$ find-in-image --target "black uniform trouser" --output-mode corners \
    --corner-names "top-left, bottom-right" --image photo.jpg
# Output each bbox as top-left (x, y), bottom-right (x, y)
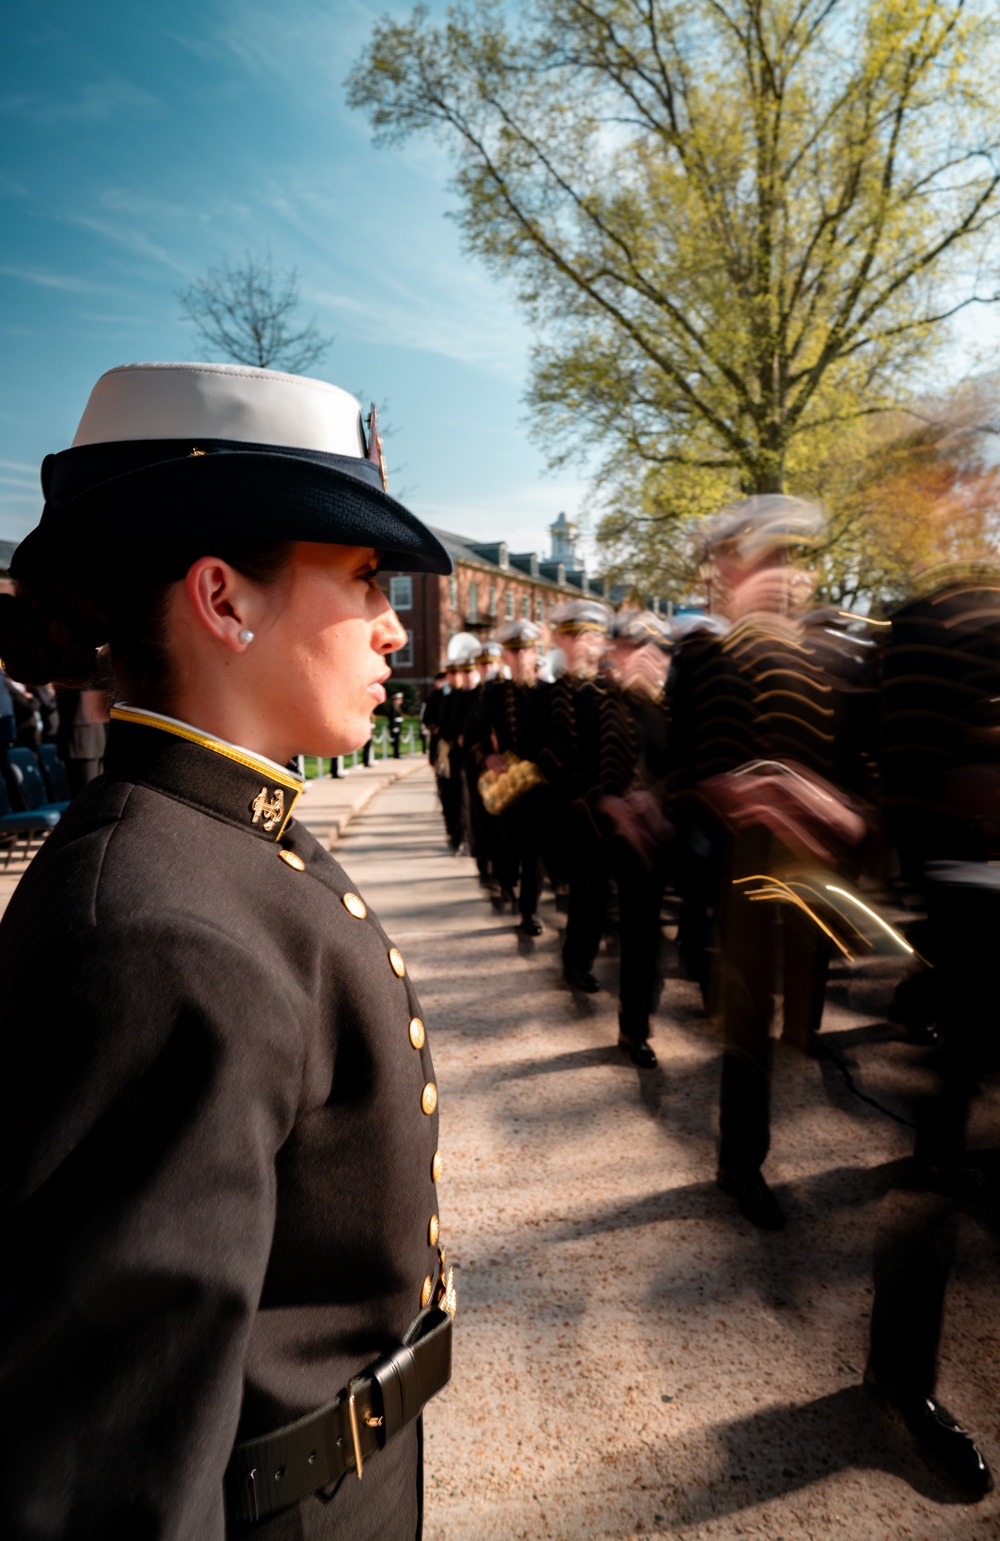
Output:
top-left (612, 836), bottom-right (669, 1043)
top-left (561, 804), bottom-right (611, 976)
top-left (439, 749), bottom-right (464, 849)
top-left (869, 876), bottom-right (1000, 1399)
top-left (494, 790), bottom-right (543, 915)
top-left (66, 756), bottom-right (103, 795)
top-left (717, 827), bottom-right (830, 1177)
top-left (464, 760), bottom-right (492, 878)
top-left (674, 810), bottom-right (723, 1005)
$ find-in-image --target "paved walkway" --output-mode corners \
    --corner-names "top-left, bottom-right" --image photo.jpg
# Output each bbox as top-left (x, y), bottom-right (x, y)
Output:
top-left (337, 767), bottom-right (1000, 1541)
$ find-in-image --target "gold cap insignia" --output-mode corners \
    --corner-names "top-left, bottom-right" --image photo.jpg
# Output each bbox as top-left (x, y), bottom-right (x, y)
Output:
top-left (251, 786), bottom-right (285, 832)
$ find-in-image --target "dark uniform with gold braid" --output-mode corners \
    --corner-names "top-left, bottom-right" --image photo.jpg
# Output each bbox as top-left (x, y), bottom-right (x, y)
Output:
top-left (0, 707), bottom-right (454, 1539)
top-left (469, 621), bottom-right (549, 930)
top-left (538, 602), bottom-right (611, 992)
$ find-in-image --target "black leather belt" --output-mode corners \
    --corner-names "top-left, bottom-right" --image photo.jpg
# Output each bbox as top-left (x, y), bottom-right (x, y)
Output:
top-left (225, 1304), bottom-right (453, 1526)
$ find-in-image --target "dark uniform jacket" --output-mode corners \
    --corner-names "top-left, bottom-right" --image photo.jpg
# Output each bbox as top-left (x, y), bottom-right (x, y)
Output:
top-left (468, 677), bottom-right (549, 771)
top-left (667, 617), bottom-right (855, 791)
top-left (882, 580), bottom-right (1000, 868)
top-left (0, 711), bottom-right (444, 1541)
top-left (537, 674), bottom-right (606, 810)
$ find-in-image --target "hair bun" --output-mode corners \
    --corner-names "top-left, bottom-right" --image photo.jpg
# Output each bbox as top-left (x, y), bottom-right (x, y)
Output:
top-left (0, 588), bottom-right (99, 686)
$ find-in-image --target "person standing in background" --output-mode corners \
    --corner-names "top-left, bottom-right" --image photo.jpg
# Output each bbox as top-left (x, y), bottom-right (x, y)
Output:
top-left (387, 690), bottom-right (405, 758)
top-left (55, 648), bottom-right (112, 792)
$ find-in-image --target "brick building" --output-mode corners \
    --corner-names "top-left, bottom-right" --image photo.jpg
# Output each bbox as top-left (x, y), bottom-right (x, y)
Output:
top-left (379, 514), bottom-right (611, 690)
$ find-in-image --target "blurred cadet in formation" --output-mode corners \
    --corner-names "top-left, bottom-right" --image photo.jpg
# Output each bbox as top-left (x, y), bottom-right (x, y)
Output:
top-left (470, 620), bottom-right (548, 935)
top-left (538, 601), bottom-right (613, 995)
top-left (669, 499), bottom-right (875, 1229)
top-left (864, 562), bottom-right (1000, 1499)
top-left (426, 491), bottom-right (995, 1502)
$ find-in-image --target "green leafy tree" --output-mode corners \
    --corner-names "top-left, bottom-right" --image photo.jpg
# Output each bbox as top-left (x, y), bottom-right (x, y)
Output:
top-left (349, 0), bottom-right (1000, 562)
top-left (805, 377), bottom-right (1000, 610)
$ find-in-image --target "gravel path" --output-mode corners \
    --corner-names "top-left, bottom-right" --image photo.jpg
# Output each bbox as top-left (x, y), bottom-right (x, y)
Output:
top-left (338, 767), bottom-right (1000, 1540)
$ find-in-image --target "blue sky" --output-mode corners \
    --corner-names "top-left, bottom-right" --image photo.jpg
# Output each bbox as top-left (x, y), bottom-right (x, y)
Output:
top-left (0, 0), bottom-right (591, 557)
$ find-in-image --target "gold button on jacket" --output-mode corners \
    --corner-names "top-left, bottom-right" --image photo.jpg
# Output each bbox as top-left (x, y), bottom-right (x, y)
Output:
top-left (388, 946), bottom-right (406, 977)
top-left (408, 1016), bottom-right (425, 1050)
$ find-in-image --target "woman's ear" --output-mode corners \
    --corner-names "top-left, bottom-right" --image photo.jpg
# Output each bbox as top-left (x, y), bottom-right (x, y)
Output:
top-left (184, 557), bottom-right (254, 653)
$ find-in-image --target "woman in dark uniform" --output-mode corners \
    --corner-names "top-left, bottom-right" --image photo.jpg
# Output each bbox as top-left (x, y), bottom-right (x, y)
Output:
top-left (0, 362), bottom-right (456, 1540)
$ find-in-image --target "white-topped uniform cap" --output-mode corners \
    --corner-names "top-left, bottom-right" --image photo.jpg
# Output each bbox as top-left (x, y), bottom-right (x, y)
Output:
top-left (71, 361), bottom-right (366, 456)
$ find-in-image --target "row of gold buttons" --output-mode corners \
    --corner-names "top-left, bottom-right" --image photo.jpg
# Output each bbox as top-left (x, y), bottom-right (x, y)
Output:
top-left (381, 922), bottom-right (443, 1306)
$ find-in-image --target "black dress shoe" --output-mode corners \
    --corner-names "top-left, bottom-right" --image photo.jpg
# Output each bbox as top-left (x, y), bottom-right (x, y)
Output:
top-left (563, 966), bottom-right (600, 993)
top-left (865, 1371), bottom-right (994, 1498)
top-left (717, 1169), bottom-right (786, 1230)
top-left (618, 1035), bottom-right (657, 1068)
top-left (519, 914), bottom-right (543, 936)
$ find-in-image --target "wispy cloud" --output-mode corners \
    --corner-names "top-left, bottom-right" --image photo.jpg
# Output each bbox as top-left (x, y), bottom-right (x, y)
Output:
top-left (69, 214), bottom-right (187, 274)
top-left (0, 263), bottom-right (107, 294)
top-left (202, 0), bottom-right (372, 98)
top-left (0, 77), bottom-right (160, 128)
top-left (0, 459), bottom-right (36, 475)
top-left (0, 172), bottom-right (30, 200)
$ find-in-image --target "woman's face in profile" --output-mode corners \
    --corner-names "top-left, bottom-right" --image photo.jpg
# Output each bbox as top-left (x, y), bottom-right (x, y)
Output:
top-left (254, 541), bottom-right (407, 757)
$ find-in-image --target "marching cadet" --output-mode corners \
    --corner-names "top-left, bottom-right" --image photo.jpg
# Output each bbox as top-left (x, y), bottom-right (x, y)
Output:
top-left (669, 497), bottom-right (870, 1229)
top-left (599, 611), bottom-right (674, 1067)
top-left (538, 599), bottom-right (612, 992)
top-left (466, 640), bottom-right (504, 885)
top-left (864, 565), bottom-right (1000, 1499)
top-left (420, 670), bottom-right (448, 765)
top-left (469, 619), bottom-right (549, 934)
top-left (436, 635), bottom-right (481, 856)
top-left (0, 362), bottom-right (456, 1539)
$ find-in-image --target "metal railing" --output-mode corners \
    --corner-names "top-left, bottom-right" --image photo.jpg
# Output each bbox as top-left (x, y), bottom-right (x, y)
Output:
top-left (302, 718), bottom-right (425, 779)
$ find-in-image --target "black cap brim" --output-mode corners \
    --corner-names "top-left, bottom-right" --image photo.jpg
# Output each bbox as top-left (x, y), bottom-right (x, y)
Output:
top-left (13, 439), bottom-right (452, 582)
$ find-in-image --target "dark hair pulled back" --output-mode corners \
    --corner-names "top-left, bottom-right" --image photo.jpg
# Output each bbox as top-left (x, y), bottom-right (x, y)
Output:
top-left (0, 542), bottom-right (293, 707)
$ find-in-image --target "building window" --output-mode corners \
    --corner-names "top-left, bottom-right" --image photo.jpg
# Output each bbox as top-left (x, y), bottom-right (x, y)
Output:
top-left (393, 629), bottom-right (414, 668)
top-left (505, 590), bottom-right (515, 620)
top-left (488, 582), bottom-right (496, 616)
top-left (468, 582), bottom-right (479, 623)
top-left (389, 575), bottom-right (412, 611)
top-left (536, 593), bottom-right (545, 621)
top-left (521, 593), bottom-right (530, 619)
top-left (449, 575), bottom-right (458, 610)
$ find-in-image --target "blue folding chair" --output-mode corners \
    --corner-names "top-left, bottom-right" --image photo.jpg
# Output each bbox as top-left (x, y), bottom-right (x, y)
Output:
top-left (37, 743), bottom-right (74, 803)
top-left (0, 770), bottom-right (61, 866)
top-left (5, 746), bottom-right (70, 816)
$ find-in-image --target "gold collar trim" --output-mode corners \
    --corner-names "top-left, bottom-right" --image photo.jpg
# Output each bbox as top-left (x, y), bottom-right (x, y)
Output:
top-left (110, 704), bottom-right (303, 838)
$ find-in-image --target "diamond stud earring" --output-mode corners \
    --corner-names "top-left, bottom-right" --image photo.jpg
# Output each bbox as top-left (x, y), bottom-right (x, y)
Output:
top-left (238, 629), bottom-right (255, 644)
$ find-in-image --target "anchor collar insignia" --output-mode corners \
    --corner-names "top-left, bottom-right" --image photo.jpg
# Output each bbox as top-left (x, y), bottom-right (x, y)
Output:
top-left (106, 705), bottom-right (304, 839)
